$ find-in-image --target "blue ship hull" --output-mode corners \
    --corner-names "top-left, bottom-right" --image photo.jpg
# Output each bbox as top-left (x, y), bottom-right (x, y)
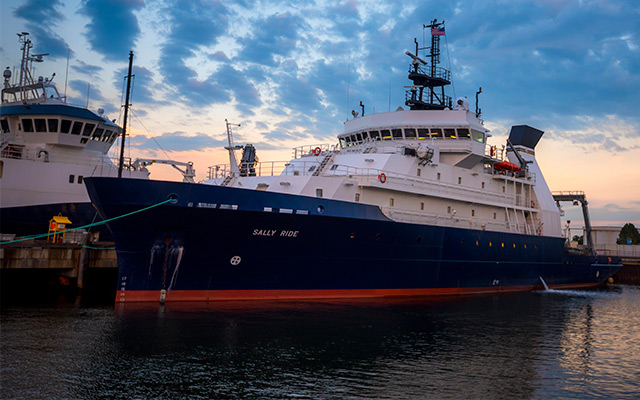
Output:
top-left (85, 177), bottom-right (621, 303)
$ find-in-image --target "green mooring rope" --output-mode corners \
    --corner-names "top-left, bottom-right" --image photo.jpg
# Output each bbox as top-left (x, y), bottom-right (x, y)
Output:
top-left (0, 198), bottom-right (174, 245)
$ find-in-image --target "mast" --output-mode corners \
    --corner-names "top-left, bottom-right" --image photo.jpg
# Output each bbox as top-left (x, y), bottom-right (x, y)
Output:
top-left (118, 51), bottom-right (134, 178)
top-left (404, 19), bottom-right (452, 110)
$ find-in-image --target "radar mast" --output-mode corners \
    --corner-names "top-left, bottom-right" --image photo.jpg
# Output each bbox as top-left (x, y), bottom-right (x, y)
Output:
top-left (405, 19), bottom-right (452, 110)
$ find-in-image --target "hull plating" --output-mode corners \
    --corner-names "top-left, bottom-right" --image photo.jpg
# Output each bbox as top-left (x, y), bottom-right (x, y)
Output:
top-left (85, 177), bottom-right (621, 303)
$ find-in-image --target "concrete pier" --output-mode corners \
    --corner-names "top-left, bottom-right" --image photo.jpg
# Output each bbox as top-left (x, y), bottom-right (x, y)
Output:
top-left (0, 241), bottom-right (118, 298)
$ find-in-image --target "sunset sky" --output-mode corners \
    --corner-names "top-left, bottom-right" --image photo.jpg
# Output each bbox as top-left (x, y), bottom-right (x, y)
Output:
top-left (1, 0), bottom-right (639, 226)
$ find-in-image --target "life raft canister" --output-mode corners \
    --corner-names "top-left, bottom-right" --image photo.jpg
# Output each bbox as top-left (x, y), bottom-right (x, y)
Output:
top-left (378, 173), bottom-right (387, 183)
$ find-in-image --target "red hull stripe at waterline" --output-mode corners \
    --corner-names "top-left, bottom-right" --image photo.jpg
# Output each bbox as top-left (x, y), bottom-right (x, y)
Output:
top-left (115, 283), bottom-right (601, 303)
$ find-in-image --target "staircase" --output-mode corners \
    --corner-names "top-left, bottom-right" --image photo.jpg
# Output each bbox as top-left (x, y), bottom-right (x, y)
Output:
top-left (312, 153), bottom-right (334, 176)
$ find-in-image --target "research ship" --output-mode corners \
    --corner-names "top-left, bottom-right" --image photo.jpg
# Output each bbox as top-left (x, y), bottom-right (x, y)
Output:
top-left (0, 33), bottom-right (192, 238)
top-left (85, 21), bottom-right (621, 303)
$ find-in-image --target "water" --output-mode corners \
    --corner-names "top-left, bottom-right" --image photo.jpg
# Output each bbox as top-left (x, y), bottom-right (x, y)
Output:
top-left (2, 286), bottom-right (640, 399)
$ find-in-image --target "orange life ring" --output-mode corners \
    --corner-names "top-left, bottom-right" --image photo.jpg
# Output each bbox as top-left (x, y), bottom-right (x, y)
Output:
top-left (531, 200), bottom-right (535, 208)
top-left (313, 147), bottom-right (321, 156)
top-left (378, 173), bottom-right (387, 183)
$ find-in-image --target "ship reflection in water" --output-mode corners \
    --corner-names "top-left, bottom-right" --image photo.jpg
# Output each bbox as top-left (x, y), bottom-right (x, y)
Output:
top-left (2, 287), bottom-right (639, 399)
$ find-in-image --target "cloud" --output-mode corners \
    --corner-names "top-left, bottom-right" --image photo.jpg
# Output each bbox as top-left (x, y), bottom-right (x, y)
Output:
top-left (12, 0), bottom-right (70, 58)
top-left (67, 79), bottom-right (106, 105)
top-left (130, 131), bottom-right (227, 151)
top-left (113, 65), bottom-right (161, 105)
top-left (157, 0), bottom-right (232, 107)
top-left (79, 0), bottom-right (144, 59)
top-left (71, 60), bottom-right (103, 76)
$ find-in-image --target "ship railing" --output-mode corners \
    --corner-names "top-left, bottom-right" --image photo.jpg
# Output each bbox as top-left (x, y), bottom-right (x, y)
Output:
top-left (0, 131), bottom-right (9, 152)
top-left (381, 207), bottom-right (514, 232)
top-left (292, 144), bottom-right (338, 159)
top-left (408, 65), bottom-right (451, 81)
top-left (209, 160), bottom-right (330, 179)
top-left (551, 190), bottom-right (586, 197)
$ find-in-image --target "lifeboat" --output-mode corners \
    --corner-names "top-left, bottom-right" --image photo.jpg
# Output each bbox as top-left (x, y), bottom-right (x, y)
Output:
top-left (493, 160), bottom-right (522, 172)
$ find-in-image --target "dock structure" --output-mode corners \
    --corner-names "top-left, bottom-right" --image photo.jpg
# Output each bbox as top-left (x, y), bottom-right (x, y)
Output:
top-left (0, 240), bottom-right (117, 292)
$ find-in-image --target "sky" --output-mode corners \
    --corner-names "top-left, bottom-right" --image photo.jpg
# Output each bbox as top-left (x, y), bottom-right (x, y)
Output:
top-left (1, 0), bottom-right (639, 227)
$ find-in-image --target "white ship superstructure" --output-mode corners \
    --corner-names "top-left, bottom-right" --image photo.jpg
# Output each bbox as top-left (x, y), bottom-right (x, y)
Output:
top-left (0, 33), bottom-right (149, 235)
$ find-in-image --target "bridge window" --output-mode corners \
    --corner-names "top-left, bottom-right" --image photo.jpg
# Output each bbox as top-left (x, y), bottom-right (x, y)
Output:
top-left (405, 128), bottom-right (416, 138)
top-left (339, 137), bottom-right (346, 148)
top-left (392, 129), bottom-right (403, 139)
top-left (110, 133), bottom-right (118, 143)
top-left (69, 175), bottom-right (75, 183)
top-left (82, 123), bottom-right (95, 137)
top-left (92, 128), bottom-right (104, 141)
top-left (70, 121), bottom-right (83, 135)
top-left (356, 132), bottom-right (363, 142)
top-left (101, 130), bottom-right (112, 142)
top-left (344, 136), bottom-right (351, 146)
top-left (34, 119), bottom-right (47, 132)
top-left (369, 131), bottom-right (380, 140)
top-left (1, 119), bottom-right (9, 133)
top-left (47, 119), bottom-right (58, 133)
top-left (430, 128), bottom-right (443, 138)
top-left (471, 129), bottom-right (484, 143)
top-left (350, 134), bottom-right (357, 144)
top-left (61, 119), bottom-right (72, 133)
top-left (457, 128), bottom-right (471, 139)
top-left (381, 129), bottom-right (391, 140)
top-left (361, 131), bottom-right (369, 140)
top-left (418, 128), bottom-right (429, 139)
top-left (22, 119), bottom-right (34, 132)
top-left (444, 128), bottom-right (456, 138)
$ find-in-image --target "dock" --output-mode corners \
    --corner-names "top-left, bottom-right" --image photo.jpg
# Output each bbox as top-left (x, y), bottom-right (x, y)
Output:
top-left (0, 240), bottom-right (118, 300)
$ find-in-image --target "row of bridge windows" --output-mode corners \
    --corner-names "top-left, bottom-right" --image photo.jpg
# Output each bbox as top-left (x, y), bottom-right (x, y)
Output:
top-left (14, 117), bottom-right (118, 144)
top-left (340, 127), bottom-right (484, 147)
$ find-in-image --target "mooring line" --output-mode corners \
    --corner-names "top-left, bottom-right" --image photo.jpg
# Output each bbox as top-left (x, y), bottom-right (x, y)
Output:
top-left (0, 199), bottom-right (174, 245)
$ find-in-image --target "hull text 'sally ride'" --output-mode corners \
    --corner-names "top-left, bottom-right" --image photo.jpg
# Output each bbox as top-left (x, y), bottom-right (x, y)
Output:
top-left (86, 21), bottom-right (621, 303)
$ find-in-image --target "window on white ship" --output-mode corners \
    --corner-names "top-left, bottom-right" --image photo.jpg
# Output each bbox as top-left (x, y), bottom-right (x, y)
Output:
top-left (417, 128), bottom-right (429, 139)
top-left (447, 206), bottom-right (451, 213)
top-left (1, 119), bottom-right (9, 133)
top-left (437, 172), bottom-right (441, 180)
top-left (471, 129), bottom-right (484, 143)
top-left (70, 121), bottom-right (83, 135)
top-left (103, 130), bottom-right (113, 142)
top-left (356, 132), bottom-right (363, 142)
top-left (344, 136), bottom-right (351, 146)
top-left (405, 128), bottom-right (416, 138)
top-left (381, 130), bottom-right (392, 140)
top-left (61, 119), bottom-right (71, 133)
top-left (457, 128), bottom-right (471, 139)
top-left (316, 188), bottom-right (323, 198)
top-left (355, 193), bottom-right (360, 202)
top-left (430, 128), bottom-right (443, 138)
top-left (417, 168), bottom-right (421, 177)
top-left (69, 175), bottom-right (75, 183)
top-left (22, 119), bottom-right (34, 132)
top-left (34, 119), bottom-right (47, 132)
top-left (444, 128), bottom-right (456, 138)
top-left (82, 123), bottom-right (95, 137)
top-left (110, 133), bottom-right (118, 143)
top-left (0, 161), bottom-right (3, 179)
top-left (420, 202), bottom-right (424, 210)
top-left (92, 128), bottom-right (104, 141)
top-left (339, 137), bottom-right (347, 148)
top-left (458, 177), bottom-right (462, 184)
top-left (80, 138), bottom-right (88, 144)
top-left (330, 164), bottom-right (339, 170)
top-left (493, 212), bottom-right (497, 219)
top-left (502, 186), bottom-right (505, 193)
top-left (47, 119), bottom-right (58, 133)
top-left (77, 176), bottom-right (83, 184)
top-left (361, 131), bottom-right (369, 140)
top-left (389, 198), bottom-right (394, 206)
top-left (472, 209), bottom-right (475, 217)
top-left (482, 182), bottom-right (485, 189)
top-left (392, 129), bottom-right (403, 139)
top-left (369, 131), bottom-right (380, 140)
top-left (350, 134), bottom-right (357, 144)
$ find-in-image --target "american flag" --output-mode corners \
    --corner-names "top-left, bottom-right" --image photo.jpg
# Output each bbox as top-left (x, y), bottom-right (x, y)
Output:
top-left (431, 26), bottom-right (445, 36)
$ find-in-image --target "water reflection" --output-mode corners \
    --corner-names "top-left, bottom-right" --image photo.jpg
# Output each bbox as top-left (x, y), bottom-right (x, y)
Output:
top-left (2, 288), bottom-right (639, 399)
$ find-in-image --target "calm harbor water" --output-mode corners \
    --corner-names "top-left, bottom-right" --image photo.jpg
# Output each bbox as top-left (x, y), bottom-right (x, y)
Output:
top-left (2, 286), bottom-right (640, 399)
